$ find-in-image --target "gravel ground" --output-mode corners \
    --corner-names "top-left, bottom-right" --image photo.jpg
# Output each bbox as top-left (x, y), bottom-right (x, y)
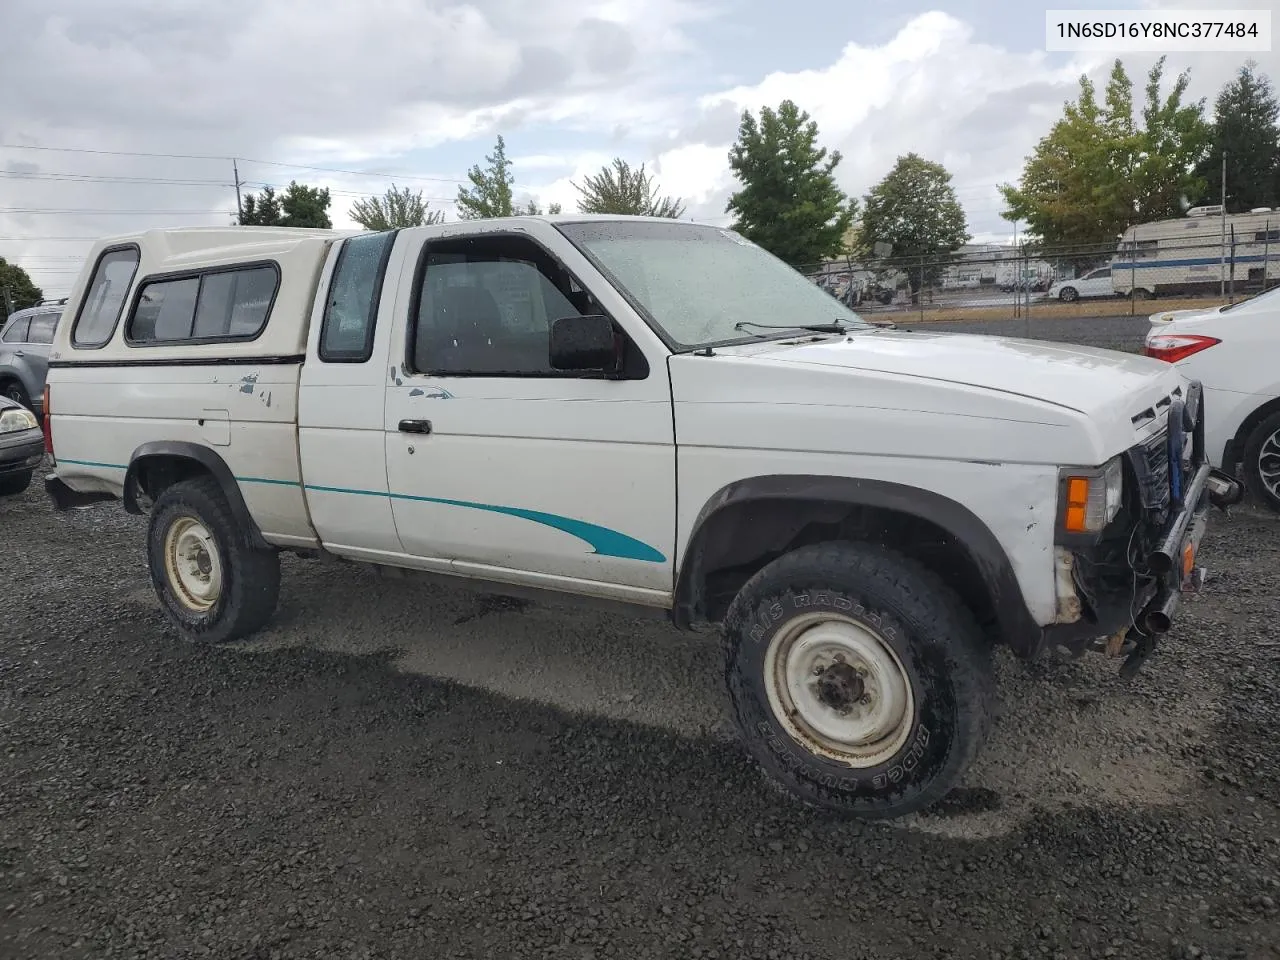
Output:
top-left (2, 314), bottom-right (1278, 960)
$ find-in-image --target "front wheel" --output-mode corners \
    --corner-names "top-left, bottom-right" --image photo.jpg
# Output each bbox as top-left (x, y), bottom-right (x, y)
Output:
top-left (1241, 410), bottom-right (1280, 512)
top-left (1058, 286), bottom-right (1079, 302)
top-left (724, 541), bottom-right (994, 819)
top-left (147, 476), bottom-right (280, 643)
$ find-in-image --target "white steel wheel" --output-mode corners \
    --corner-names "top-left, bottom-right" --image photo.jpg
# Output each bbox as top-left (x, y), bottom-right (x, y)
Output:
top-left (163, 515), bottom-right (223, 612)
top-left (763, 611), bottom-right (915, 769)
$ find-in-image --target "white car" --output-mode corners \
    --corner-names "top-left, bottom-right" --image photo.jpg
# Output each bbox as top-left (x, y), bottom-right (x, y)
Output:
top-left (1143, 286), bottom-right (1280, 509)
top-left (42, 219), bottom-right (1239, 819)
top-left (1046, 266), bottom-right (1117, 303)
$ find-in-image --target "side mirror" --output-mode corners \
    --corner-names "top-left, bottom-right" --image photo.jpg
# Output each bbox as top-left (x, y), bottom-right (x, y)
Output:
top-left (549, 314), bottom-right (621, 373)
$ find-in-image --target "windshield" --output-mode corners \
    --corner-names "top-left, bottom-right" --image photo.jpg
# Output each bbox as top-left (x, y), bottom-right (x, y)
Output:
top-left (556, 219), bottom-right (871, 349)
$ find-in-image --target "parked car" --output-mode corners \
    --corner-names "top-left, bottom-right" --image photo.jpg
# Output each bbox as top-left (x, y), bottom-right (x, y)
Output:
top-left (0, 393), bottom-right (43, 497)
top-left (1045, 266), bottom-right (1117, 302)
top-left (0, 299), bottom-right (63, 414)
top-left (43, 220), bottom-right (1240, 819)
top-left (1143, 285), bottom-right (1280, 509)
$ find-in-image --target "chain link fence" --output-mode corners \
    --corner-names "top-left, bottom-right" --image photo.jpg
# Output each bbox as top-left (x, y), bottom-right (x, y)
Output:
top-left (803, 212), bottom-right (1280, 324)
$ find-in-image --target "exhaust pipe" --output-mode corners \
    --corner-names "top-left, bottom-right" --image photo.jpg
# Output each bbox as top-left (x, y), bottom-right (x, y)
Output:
top-left (1142, 588), bottom-right (1179, 634)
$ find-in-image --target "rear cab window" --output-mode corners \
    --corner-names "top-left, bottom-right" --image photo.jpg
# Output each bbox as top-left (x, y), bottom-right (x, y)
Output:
top-left (319, 230), bottom-right (397, 362)
top-left (72, 246), bottom-right (141, 349)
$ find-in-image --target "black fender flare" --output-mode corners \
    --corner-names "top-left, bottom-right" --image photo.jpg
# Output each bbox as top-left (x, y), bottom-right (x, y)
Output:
top-left (124, 441), bottom-right (271, 551)
top-left (673, 474), bottom-right (1044, 658)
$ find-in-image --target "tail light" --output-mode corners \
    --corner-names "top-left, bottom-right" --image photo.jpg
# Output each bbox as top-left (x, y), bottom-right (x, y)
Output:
top-left (42, 384), bottom-right (53, 456)
top-left (1143, 334), bottom-right (1221, 363)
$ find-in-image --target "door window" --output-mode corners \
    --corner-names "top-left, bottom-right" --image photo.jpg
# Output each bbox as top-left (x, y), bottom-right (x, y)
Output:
top-left (26, 312), bottom-right (58, 344)
top-left (2, 317), bottom-right (30, 343)
top-left (409, 235), bottom-right (613, 377)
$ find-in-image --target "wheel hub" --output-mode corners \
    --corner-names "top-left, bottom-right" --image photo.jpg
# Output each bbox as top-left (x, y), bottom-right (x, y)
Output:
top-left (163, 516), bottom-right (223, 612)
top-left (813, 658), bottom-right (866, 713)
top-left (763, 613), bottom-right (915, 768)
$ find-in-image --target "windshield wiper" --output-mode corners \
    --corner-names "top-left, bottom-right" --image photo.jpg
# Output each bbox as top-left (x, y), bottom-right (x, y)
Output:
top-left (732, 320), bottom-right (852, 335)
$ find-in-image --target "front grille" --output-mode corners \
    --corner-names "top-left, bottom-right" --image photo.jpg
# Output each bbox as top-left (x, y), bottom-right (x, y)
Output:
top-left (1139, 426), bottom-right (1171, 513)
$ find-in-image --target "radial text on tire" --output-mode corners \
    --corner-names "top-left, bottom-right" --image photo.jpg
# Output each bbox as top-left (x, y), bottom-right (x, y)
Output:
top-left (146, 476), bottom-right (281, 643)
top-left (723, 541), bottom-right (995, 819)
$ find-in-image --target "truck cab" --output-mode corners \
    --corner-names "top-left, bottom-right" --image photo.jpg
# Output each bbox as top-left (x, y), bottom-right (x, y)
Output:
top-left (42, 218), bottom-right (1241, 820)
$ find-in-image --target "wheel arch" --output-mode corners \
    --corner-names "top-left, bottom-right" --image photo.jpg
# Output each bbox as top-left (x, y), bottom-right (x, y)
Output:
top-left (1224, 395), bottom-right (1280, 475)
top-left (673, 475), bottom-right (1044, 658)
top-left (124, 441), bottom-right (271, 550)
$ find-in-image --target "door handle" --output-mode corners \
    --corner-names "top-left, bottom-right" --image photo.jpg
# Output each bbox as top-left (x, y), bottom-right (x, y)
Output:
top-left (398, 419), bottom-right (432, 434)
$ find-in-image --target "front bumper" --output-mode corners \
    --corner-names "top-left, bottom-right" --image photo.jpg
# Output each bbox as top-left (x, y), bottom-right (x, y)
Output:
top-left (1047, 380), bottom-right (1242, 676)
top-left (0, 429), bottom-right (44, 478)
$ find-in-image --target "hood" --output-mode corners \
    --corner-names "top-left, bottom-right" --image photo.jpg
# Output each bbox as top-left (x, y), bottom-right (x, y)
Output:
top-left (718, 329), bottom-right (1177, 420)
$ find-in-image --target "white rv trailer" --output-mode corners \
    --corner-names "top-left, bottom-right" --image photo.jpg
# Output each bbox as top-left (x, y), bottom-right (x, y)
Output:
top-left (1113, 205), bottom-right (1280, 298)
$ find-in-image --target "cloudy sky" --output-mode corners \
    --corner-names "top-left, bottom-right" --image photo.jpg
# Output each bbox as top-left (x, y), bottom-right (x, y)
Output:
top-left (1, 0), bottom-right (1275, 296)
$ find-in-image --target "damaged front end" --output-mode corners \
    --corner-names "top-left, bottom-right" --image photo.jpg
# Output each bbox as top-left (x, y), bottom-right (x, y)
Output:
top-left (1044, 379), bottom-right (1243, 677)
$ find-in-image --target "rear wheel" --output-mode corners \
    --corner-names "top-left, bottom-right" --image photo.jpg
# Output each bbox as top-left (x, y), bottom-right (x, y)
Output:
top-left (723, 541), bottom-right (994, 819)
top-left (147, 476), bottom-right (280, 643)
top-left (0, 471), bottom-right (32, 497)
top-left (1242, 410), bottom-right (1280, 512)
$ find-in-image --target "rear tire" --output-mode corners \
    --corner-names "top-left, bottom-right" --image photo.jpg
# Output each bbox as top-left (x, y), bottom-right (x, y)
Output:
top-left (1241, 410), bottom-right (1280, 512)
top-left (2, 380), bottom-right (32, 410)
top-left (147, 476), bottom-right (280, 643)
top-left (0, 471), bottom-right (32, 497)
top-left (724, 541), bottom-right (994, 819)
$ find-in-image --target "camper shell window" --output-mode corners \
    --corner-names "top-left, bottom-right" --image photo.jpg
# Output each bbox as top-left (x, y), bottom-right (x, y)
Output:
top-left (71, 245), bottom-right (141, 349)
top-left (125, 262), bottom-right (280, 346)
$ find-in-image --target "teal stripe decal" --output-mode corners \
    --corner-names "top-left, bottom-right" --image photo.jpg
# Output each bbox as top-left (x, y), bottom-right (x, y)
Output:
top-left (57, 458), bottom-right (126, 470)
top-left (56, 460), bottom-right (665, 563)
top-left (306, 483), bottom-right (666, 563)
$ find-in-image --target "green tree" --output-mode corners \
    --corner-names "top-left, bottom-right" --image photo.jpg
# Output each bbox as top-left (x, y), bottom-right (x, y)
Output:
top-left (858, 153), bottom-right (969, 295)
top-left (237, 181), bottom-right (332, 228)
top-left (724, 100), bottom-right (854, 266)
top-left (350, 184), bottom-right (445, 230)
top-left (518, 199), bottom-right (563, 215)
top-left (1196, 61), bottom-right (1280, 212)
top-left (1001, 59), bottom-right (1210, 253)
top-left (456, 135), bottom-right (516, 219)
top-left (0, 258), bottom-right (43, 320)
top-left (573, 158), bottom-right (685, 217)
top-left (280, 181), bottom-right (332, 228)
top-left (237, 185), bottom-right (283, 225)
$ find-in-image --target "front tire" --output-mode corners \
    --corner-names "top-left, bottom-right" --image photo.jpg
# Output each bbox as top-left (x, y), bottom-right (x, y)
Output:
top-left (1058, 287), bottom-right (1079, 302)
top-left (1241, 410), bottom-right (1280, 512)
top-left (724, 541), bottom-right (994, 819)
top-left (147, 477), bottom-right (280, 643)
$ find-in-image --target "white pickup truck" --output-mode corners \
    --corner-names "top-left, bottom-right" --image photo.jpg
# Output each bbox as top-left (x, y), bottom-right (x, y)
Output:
top-left (41, 217), bottom-right (1241, 819)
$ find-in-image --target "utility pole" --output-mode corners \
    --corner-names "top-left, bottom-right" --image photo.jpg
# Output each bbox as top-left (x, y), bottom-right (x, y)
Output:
top-left (1219, 151), bottom-right (1227, 296)
top-left (233, 158), bottom-right (244, 225)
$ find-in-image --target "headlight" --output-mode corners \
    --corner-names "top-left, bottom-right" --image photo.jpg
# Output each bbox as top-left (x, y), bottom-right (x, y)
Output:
top-left (0, 407), bottom-right (39, 434)
top-left (1060, 455), bottom-right (1125, 535)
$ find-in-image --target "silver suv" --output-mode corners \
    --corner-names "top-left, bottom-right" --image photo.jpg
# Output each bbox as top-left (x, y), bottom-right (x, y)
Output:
top-left (0, 299), bottom-right (63, 414)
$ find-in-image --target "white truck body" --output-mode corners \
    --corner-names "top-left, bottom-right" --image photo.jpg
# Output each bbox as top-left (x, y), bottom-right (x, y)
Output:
top-left (41, 217), bottom-right (1236, 818)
